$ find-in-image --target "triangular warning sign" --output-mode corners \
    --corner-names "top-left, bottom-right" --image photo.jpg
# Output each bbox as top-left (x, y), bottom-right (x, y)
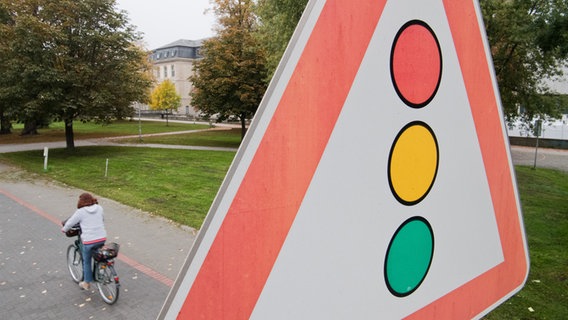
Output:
top-left (159, 0), bottom-right (529, 319)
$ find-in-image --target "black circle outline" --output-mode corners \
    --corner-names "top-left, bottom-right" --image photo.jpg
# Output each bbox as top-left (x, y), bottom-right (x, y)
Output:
top-left (387, 121), bottom-right (439, 206)
top-left (390, 20), bottom-right (443, 108)
top-left (384, 216), bottom-right (435, 297)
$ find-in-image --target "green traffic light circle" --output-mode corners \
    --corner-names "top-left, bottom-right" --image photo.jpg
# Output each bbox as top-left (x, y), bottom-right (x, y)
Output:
top-left (384, 216), bottom-right (434, 297)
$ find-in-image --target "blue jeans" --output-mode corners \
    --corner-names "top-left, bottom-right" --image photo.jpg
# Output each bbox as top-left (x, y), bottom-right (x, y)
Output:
top-left (82, 241), bottom-right (105, 283)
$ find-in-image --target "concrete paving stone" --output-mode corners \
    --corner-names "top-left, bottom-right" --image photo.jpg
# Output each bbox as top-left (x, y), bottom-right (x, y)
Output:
top-left (0, 174), bottom-right (192, 319)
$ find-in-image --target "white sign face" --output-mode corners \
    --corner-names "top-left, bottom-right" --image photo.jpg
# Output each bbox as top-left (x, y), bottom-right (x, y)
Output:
top-left (159, 0), bottom-right (528, 319)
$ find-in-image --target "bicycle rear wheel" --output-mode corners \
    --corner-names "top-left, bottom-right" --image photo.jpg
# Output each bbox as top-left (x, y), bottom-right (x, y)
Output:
top-left (96, 262), bottom-right (120, 304)
top-left (66, 244), bottom-right (83, 283)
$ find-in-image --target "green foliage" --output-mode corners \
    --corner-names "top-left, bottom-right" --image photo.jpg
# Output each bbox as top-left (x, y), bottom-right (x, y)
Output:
top-left (255, 0), bottom-right (309, 79)
top-left (481, 0), bottom-right (568, 124)
top-left (190, 0), bottom-right (268, 139)
top-left (150, 79), bottom-right (181, 111)
top-left (0, 0), bottom-right (153, 146)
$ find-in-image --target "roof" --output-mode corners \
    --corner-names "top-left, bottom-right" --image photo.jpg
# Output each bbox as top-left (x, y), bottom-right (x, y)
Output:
top-left (154, 39), bottom-right (207, 51)
top-left (150, 38), bottom-right (209, 61)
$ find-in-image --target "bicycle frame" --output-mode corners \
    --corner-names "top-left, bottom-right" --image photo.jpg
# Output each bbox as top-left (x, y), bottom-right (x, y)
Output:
top-left (66, 229), bottom-right (120, 304)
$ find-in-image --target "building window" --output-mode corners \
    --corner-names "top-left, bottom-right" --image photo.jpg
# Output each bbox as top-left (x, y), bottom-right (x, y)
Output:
top-left (163, 66), bottom-right (167, 78)
top-left (171, 65), bottom-right (175, 77)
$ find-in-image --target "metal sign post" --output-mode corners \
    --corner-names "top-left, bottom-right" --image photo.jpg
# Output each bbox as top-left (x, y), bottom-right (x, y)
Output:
top-left (533, 119), bottom-right (542, 169)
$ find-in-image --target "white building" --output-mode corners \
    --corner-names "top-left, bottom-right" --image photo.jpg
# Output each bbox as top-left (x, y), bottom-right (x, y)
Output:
top-left (546, 66), bottom-right (568, 95)
top-left (508, 67), bottom-right (568, 139)
top-left (148, 39), bottom-right (205, 116)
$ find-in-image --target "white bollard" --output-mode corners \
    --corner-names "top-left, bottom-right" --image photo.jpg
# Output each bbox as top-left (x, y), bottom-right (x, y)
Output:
top-left (105, 158), bottom-right (109, 177)
top-left (43, 147), bottom-right (49, 171)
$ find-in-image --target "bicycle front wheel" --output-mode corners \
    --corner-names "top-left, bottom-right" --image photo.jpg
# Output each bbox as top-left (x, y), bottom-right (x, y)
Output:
top-left (96, 263), bottom-right (120, 305)
top-left (66, 244), bottom-right (83, 283)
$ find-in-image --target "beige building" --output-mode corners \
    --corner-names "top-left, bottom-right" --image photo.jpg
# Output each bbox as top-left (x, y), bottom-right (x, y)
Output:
top-left (148, 39), bottom-right (204, 116)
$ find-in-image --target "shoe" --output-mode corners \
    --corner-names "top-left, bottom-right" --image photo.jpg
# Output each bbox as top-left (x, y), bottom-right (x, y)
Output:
top-left (79, 281), bottom-right (90, 290)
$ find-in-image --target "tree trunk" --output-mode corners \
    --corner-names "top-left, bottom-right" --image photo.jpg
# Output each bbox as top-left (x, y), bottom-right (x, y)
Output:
top-left (0, 113), bottom-right (11, 134)
top-left (20, 120), bottom-right (39, 135)
top-left (64, 118), bottom-right (75, 150)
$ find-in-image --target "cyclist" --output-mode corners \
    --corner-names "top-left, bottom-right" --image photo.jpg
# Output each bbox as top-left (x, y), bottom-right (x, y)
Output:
top-left (62, 193), bottom-right (107, 290)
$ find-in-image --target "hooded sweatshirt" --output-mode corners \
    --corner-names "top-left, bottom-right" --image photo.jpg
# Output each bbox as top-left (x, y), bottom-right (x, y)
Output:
top-left (62, 204), bottom-right (107, 244)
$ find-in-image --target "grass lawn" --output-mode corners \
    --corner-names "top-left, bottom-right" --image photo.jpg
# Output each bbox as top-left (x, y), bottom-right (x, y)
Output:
top-left (0, 120), bottom-right (211, 144)
top-left (118, 127), bottom-right (243, 149)
top-left (0, 146), bottom-right (235, 229)
top-left (483, 166), bottom-right (568, 319)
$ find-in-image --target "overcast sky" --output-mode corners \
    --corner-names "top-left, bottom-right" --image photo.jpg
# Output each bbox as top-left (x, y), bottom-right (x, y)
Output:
top-left (116, 0), bottom-right (216, 50)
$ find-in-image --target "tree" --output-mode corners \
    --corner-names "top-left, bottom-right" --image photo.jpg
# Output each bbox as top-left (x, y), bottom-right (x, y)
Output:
top-left (0, 3), bottom-right (14, 134)
top-left (190, 0), bottom-right (268, 139)
top-left (481, 0), bottom-right (568, 125)
top-left (0, 0), bottom-right (61, 135)
top-left (149, 79), bottom-right (181, 126)
top-left (256, 0), bottom-right (308, 80)
top-left (0, 0), bottom-right (153, 148)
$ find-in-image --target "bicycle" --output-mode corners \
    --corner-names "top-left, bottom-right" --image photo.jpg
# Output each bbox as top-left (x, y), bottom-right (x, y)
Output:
top-left (65, 223), bottom-right (121, 304)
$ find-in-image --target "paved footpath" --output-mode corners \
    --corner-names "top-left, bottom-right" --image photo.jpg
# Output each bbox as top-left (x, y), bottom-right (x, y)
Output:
top-left (0, 163), bottom-right (196, 319)
top-left (509, 145), bottom-right (568, 172)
